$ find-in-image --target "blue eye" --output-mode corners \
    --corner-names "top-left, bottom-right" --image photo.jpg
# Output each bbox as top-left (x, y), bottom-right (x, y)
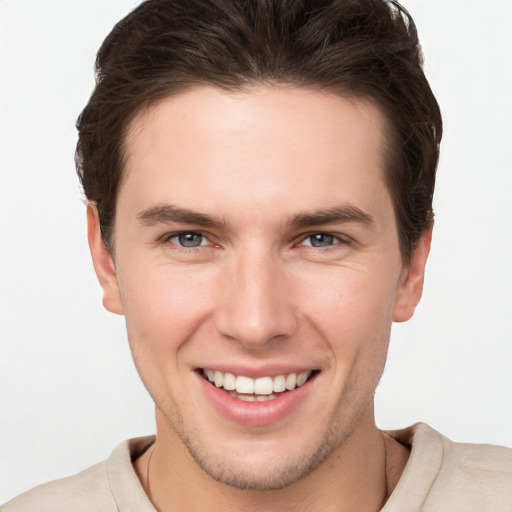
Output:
top-left (169, 232), bottom-right (207, 248)
top-left (303, 233), bottom-right (338, 248)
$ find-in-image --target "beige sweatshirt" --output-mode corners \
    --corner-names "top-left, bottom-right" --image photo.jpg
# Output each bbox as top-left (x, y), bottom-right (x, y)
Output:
top-left (3, 423), bottom-right (512, 511)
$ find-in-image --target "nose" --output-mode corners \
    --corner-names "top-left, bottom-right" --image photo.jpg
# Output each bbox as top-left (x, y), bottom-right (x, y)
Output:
top-left (214, 249), bottom-right (299, 349)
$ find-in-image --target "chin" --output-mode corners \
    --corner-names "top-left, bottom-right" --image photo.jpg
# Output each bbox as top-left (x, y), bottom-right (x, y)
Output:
top-left (188, 445), bottom-right (326, 491)
top-left (172, 413), bottom-right (350, 491)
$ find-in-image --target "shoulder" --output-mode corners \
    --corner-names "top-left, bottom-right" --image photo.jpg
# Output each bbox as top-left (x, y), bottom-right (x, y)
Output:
top-left (435, 428), bottom-right (512, 509)
top-left (1, 461), bottom-right (114, 512)
top-left (1, 436), bottom-right (155, 512)
top-left (386, 423), bottom-right (512, 512)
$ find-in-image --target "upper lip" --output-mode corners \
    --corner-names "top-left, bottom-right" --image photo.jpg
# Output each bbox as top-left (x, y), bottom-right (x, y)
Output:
top-left (195, 365), bottom-right (319, 379)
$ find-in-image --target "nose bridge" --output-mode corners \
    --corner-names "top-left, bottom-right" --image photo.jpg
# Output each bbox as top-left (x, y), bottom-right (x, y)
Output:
top-left (215, 245), bottom-right (297, 347)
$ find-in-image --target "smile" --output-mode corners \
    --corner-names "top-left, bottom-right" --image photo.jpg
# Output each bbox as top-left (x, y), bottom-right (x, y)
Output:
top-left (202, 369), bottom-right (315, 402)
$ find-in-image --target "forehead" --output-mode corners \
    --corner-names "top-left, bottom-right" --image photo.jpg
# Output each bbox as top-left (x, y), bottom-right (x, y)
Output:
top-left (120, 85), bottom-right (391, 224)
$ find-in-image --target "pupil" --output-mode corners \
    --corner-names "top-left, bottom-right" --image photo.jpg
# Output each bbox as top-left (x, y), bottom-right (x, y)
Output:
top-left (179, 233), bottom-right (202, 247)
top-left (312, 234), bottom-right (333, 247)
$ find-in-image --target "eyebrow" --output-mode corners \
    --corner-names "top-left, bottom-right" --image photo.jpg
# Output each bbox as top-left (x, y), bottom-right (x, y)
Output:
top-left (288, 205), bottom-right (374, 228)
top-left (137, 205), bottom-right (230, 230)
top-left (136, 203), bottom-right (373, 230)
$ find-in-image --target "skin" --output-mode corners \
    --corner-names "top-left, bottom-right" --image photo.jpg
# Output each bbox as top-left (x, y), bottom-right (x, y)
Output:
top-left (88, 85), bottom-right (430, 511)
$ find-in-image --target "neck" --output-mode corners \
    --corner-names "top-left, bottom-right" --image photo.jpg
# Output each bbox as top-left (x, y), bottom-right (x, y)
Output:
top-left (136, 404), bottom-right (407, 512)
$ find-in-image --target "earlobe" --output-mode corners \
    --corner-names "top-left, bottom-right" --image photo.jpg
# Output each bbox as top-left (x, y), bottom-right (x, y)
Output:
top-left (87, 203), bottom-right (124, 315)
top-left (392, 225), bottom-right (432, 323)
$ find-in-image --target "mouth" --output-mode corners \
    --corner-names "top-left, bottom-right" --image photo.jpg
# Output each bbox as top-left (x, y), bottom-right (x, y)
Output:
top-left (200, 368), bottom-right (319, 402)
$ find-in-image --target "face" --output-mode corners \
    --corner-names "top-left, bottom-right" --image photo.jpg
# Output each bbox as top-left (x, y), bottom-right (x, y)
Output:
top-left (89, 86), bottom-right (429, 490)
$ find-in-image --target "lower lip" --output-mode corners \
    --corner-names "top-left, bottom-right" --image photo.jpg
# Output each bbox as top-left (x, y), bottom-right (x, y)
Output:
top-left (197, 373), bottom-right (315, 427)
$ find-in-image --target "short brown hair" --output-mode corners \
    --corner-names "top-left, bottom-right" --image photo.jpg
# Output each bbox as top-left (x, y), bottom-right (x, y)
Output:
top-left (76, 0), bottom-right (442, 261)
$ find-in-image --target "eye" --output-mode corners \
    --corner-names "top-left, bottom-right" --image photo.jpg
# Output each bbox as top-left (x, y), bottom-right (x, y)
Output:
top-left (167, 232), bottom-right (209, 248)
top-left (301, 233), bottom-right (342, 248)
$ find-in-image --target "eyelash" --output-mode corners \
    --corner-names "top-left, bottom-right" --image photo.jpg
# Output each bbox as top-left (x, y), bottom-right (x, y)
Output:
top-left (164, 232), bottom-right (212, 249)
top-left (299, 232), bottom-right (348, 249)
top-left (162, 231), bottom-right (349, 251)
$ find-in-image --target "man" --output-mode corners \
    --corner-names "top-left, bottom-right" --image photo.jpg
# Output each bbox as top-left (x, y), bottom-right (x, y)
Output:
top-left (2, 0), bottom-right (511, 510)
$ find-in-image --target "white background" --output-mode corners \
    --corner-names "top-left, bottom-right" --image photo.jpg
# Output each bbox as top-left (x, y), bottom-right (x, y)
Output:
top-left (1, 0), bottom-right (511, 503)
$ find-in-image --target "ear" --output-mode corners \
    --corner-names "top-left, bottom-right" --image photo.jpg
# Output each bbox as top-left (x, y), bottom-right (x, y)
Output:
top-left (87, 203), bottom-right (124, 315)
top-left (392, 225), bottom-right (432, 323)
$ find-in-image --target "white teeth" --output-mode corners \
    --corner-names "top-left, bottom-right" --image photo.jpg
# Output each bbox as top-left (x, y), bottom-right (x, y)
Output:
top-left (285, 373), bottom-right (297, 390)
top-left (223, 372), bottom-right (236, 391)
top-left (228, 391), bottom-right (277, 402)
top-left (235, 375), bottom-right (254, 394)
top-left (238, 394), bottom-right (257, 402)
top-left (273, 375), bottom-right (286, 393)
top-left (256, 394), bottom-right (276, 401)
top-left (254, 376), bottom-right (273, 395)
top-left (214, 370), bottom-right (223, 387)
top-left (297, 371), bottom-right (311, 387)
top-left (203, 369), bottom-right (314, 398)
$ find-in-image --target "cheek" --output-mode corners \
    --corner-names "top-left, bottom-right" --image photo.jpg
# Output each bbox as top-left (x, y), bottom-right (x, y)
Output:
top-left (299, 266), bottom-right (398, 341)
top-left (295, 263), bottom-right (399, 393)
top-left (117, 262), bottom-right (220, 413)
top-left (318, 274), bottom-right (395, 396)
top-left (118, 260), bottom-right (216, 358)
